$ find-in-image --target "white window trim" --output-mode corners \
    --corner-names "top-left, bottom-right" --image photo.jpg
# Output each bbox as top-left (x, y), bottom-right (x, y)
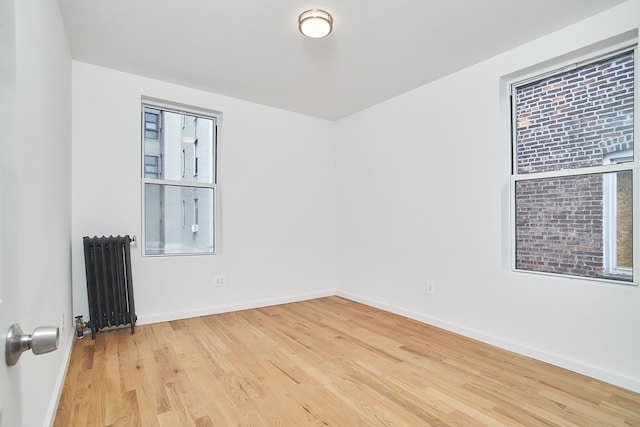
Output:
top-left (141, 99), bottom-right (220, 256)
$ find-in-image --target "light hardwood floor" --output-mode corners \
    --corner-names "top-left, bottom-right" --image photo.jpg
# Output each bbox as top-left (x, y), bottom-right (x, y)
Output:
top-left (55, 297), bottom-right (640, 426)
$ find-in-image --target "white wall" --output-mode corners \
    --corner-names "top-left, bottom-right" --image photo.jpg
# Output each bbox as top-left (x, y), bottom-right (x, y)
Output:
top-left (72, 63), bottom-right (337, 324)
top-left (335, 0), bottom-right (640, 392)
top-left (14, 0), bottom-right (73, 426)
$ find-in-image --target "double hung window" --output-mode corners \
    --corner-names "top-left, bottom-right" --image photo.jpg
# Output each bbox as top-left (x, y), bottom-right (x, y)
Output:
top-left (142, 102), bottom-right (218, 255)
top-left (511, 47), bottom-right (636, 283)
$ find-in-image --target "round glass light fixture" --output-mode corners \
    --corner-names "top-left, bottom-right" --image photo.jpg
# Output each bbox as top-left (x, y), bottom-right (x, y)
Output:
top-left (298, 9), bottom-right (333, 38)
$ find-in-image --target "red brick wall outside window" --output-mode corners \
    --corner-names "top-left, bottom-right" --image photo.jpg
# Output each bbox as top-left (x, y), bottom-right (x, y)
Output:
top-left (513, 49), bottom-right (634, 282)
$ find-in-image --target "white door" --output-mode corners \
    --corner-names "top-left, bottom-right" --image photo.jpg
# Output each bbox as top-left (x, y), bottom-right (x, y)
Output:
top-left (0, 0), bottom-right (23, 425)
top-left (0, 257), bottom-right (21, 427)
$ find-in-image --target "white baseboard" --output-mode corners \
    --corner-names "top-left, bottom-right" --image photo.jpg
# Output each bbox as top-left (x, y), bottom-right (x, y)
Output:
top-left (337, 291), bottom-right (640, 394)
top-left (137, 289), bottom-right (337, 325)
top-left (44, 328), bottom-right (76, 427)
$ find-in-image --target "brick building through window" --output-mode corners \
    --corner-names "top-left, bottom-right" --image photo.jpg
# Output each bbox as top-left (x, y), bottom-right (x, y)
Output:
top-left (512, 48), bottom-right (635, 282)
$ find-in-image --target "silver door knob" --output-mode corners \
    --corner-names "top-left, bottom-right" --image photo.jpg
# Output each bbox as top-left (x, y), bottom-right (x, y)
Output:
top-left (5, 324), bottom-right (59, 366)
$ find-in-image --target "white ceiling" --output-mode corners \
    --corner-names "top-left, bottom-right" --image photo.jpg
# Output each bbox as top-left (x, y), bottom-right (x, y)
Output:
top-left (58, 0), bottom-right (626, 120)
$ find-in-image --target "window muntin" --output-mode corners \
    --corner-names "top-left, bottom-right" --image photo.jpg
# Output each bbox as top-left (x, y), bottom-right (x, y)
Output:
top-left (142, 104), bottom-right (217, 256)
top-left (511, 47), bottom-right (636, 283)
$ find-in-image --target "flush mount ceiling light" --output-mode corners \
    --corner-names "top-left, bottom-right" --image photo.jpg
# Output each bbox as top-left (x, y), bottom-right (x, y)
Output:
top-left (298, 9), bottom-right (333, 38)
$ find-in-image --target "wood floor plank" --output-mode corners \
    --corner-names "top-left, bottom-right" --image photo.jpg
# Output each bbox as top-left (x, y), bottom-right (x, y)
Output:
top-left (55, 297), bottom-right (640, 426)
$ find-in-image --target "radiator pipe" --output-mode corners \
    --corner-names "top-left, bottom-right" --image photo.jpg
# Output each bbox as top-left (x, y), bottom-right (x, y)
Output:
top-left (75, 315), bottom-right (88, 339)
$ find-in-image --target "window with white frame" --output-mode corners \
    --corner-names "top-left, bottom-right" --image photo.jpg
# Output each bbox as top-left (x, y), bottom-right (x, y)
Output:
top-left (142, 102), bottom-right (218, 256)
top-left (511, 47), bottom-right (636, 283)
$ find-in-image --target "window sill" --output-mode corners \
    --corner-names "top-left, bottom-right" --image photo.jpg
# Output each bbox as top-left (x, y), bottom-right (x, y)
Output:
top-left (512, 268), bottom-right (637, 286)
top-left (596, 271), bottom-right (633, 283)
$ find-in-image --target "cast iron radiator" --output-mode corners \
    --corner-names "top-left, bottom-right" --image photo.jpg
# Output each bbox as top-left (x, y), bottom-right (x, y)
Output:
top-left (83, 235), bottom-right (137, 339)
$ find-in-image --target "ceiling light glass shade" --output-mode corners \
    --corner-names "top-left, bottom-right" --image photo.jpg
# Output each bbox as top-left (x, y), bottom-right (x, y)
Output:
top-left (298, 9), bottom-right (333, 38)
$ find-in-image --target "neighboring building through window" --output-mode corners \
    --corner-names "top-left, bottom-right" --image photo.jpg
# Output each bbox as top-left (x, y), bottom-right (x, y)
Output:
top-left (144, 155), bottom-right (159, 179)
top-left (142, 102), bottom-right (218, 255)
top-left (144, 111), bottom-right (160, 140)
top-left (511, 48), bottom-right (636, 283)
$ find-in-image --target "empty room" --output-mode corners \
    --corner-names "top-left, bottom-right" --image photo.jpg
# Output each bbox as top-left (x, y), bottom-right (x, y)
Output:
top-left (1, 0), bottom-right (640, 425)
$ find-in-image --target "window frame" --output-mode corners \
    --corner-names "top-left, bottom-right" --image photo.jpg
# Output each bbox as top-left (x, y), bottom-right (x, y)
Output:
top-left (141, 99), bottom-right (220, 257)
top-left (508, 45), bottom-right (638, 286)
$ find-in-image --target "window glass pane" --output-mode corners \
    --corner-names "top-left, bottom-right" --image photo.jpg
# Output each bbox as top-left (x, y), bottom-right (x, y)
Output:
top-left (144, 156), bottom-right (159, 178)
top-left (145, 129), bottom-right (159, 140)
top-left (515, 171), bottom-right (632, 282)
top-left (515, 51), bottom-right (634, 174)
top-left (145, 112), bottom-right (158, 123)
top-left (144, 155), bottom-right (158, 166)
top-left (144, 184), bottom-right (215, 255)
top-left (143, 107), bottom-right (215, 183)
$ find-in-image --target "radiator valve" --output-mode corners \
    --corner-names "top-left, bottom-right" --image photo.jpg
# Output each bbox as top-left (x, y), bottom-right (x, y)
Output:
top-left (74, 315), bottom-right (88, 339)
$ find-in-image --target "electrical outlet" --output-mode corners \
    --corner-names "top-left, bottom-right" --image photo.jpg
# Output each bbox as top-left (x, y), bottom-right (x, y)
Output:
top-left (214, 274), bottom-right (226, 287)
top-left (426, 281), bottom-right (436, 295)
